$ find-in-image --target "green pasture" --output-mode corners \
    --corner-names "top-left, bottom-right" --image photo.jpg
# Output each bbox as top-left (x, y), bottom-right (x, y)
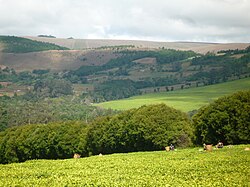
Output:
top-left (96, 78), bottom-right (250, 112)
top-left (0, 145), bottom-right (249, 186)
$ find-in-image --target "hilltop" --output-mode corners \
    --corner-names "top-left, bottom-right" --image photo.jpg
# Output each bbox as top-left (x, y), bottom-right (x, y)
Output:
top-left (25, 36), bottom-right (250, 54)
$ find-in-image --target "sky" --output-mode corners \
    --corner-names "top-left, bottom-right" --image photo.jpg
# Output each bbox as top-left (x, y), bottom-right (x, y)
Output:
top-left (0, 0), bottom-right (249, 43)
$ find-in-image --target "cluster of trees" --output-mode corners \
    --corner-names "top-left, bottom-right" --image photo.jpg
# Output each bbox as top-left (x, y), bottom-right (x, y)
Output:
top-left (87, 104), bottom-right (193, 155)
top-left (189, 51), bottom-right (250, 84)
top-left (32, 79), bottom-right (73, 98)
top-left (193, 91), bottom-right (250, 145)
top-left (0, 121), bottom-right (88, 163)
top-left (0, 96), bottom-right (116, 132)
top-left (84, 48), bottom-right (249, 101)
top-left (218, 46), bottom-right (250, 55)
top-left (37, 35), bottom-right (56, 38)
top-left (0, 91), bottom-right (249, 164)
top-left (66, 49), bottom-right (196, 79)
top-left (90, 79), bottom-right (141, 102)
top-left (90, 78), bottom-right (180, 102)
top-left (0, 36), bottom-right (68, 53)
top-left (0, 104), bottom-right (193, 164)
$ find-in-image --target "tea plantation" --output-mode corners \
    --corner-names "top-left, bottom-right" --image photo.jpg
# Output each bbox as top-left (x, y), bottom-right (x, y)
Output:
top-left (0, 145), bottom-right (249, 187)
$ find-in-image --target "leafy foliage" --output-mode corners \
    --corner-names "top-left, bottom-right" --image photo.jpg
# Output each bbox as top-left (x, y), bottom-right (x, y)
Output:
top-left (192, 91), bottom-right (250, 145)
top-left (33, 79), bottom-right (73, 98)
top-left (189, 52), bottom-right (250, 84)
top-left (91, 79), bottom-right (141, 102)
top-left (0, 104), bottom-right (193, 163)
top-left (0, 121), bottom-right (89, 164)
top-left (0, 35), bottom-right (68, 53)
top-left (87, 104), bottom-right (193, 155)
top-left (0, 96), bottom-right (116, 131)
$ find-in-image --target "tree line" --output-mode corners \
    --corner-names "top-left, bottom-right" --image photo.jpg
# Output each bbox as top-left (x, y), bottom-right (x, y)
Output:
top-left (0, 90), bottom-right (249, 164)
top-left (0, 96), bottom-right (116, 132)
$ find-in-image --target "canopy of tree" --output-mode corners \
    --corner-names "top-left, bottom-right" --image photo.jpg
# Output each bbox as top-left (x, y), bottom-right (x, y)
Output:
top-left (192, 90), bottom-right (250, 145)
top-left (87, 104), bottom-right (193, 155)
top-left (0, 121), bottom-right (88, 164)
top-left (0, 104), bottom-right (193, 164)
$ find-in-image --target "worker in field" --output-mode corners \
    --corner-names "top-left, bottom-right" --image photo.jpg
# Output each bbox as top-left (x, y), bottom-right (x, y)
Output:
top-left (216, 141), bottom-right (224, 148)
top-left (170, 144), bottom-right (175, 151)
top-left (203, 143), bottom-right (207, 150)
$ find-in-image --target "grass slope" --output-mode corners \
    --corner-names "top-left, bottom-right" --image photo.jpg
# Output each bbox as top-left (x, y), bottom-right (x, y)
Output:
top-left (96, 78), bottom-right (250, 112)
top-left (0, 145), bottom-right (249, 186)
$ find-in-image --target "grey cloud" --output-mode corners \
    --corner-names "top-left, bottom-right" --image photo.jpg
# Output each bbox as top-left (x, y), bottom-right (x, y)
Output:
top-left (0, 0), bottom-right (249, 42)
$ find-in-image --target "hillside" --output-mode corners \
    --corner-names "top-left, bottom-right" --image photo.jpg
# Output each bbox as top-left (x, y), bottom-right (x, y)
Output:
top-left (95, 78), bottom-right (250, 112)
top-left (0, 36), bottom-right (249, 72)
top-left (0, 49), bottom-right (117, 72)
top-left (0, 36), bottom-right (249, 104)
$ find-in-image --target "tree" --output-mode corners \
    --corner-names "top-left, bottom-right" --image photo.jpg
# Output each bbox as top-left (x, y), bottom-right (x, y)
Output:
top-left (192, 91), bottom-right (250, 145)
top-left (86, 104), bottom-right (193, 155)
top-left (33, 79), bottom-right (73, 98)
top-left (0, 121), bottom-right (88, 164)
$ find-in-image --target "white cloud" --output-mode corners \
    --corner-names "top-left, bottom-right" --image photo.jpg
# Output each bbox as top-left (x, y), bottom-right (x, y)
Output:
top-left (0, 0), bottom-right (249, 42)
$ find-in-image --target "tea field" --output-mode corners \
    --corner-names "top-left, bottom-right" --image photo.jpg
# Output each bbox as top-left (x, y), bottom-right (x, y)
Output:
top-left (0, 145), bottom-right (249, 186)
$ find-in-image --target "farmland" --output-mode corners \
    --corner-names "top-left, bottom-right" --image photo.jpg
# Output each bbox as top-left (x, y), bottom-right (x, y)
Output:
top-left (0, 145), bottom-right (249, 187)
top-left (96, 78), bottom-right (250, 112)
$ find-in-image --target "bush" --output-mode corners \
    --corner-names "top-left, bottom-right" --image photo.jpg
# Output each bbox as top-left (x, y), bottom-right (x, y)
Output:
top-left (86, 104), bottom-right (193, 155)
top-left (0, 122), bottom-right (88, 164)
top-left (192, 91), bottom-right (250, 145)
top-left (0, 104), bottom-right (194, 164)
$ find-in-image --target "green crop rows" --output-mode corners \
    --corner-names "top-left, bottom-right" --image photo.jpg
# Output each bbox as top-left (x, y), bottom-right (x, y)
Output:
top-left (0, 145), bottom-right (249, 186)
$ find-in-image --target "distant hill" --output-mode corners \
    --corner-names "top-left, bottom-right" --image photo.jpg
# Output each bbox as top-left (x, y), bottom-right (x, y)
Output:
top-left (0, 36), bottom-right (249, 72)
top-left (0, 36), bottom-right (249, 104)
top-left (25, 36), bottom-right (250, 54)
top-left (0, 35), bottom-right (68, 53)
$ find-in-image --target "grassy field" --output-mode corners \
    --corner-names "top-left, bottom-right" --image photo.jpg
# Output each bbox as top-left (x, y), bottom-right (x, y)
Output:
top-left (96, 78), bottom-right (250, 112)
top-left (0, 145), bottom-right (249, 186)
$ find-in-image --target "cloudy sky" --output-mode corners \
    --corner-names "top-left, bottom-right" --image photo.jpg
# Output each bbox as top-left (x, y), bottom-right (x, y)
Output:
top-left (0, 0), bottom-right (249, 42)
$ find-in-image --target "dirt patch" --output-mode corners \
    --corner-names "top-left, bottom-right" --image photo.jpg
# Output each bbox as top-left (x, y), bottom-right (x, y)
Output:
top-left (0, 49), bottom-right (117, 72)
top-left (133, 57), bottom-right (156, 64)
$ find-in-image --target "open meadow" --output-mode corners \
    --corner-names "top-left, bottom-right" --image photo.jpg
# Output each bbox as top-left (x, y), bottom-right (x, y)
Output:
top-left (0, 145), bottom-right (249, 187)
top-left (96, 78), bottom-right (250, 112)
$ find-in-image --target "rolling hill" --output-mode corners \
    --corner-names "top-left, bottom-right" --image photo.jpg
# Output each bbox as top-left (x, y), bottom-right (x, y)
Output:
top-left (0, 35), bottom-right (249, 105)
top-left (0, 35), bottom-right (249, 72)
top-left (95, 78), bottom-right (250, 112)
